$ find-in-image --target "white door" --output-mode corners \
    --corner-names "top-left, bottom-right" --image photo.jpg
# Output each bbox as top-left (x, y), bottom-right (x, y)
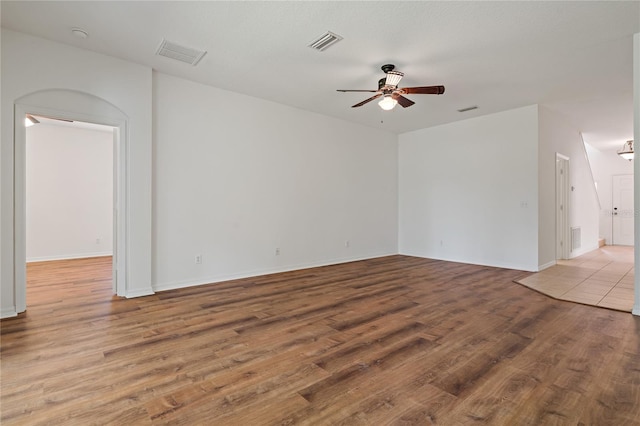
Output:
top-left (612, 174), bottom-right (634, 246)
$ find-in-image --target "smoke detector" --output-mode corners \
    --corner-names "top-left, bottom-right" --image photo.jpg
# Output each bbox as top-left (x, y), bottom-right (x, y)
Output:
top-left (71, 28), bottom-right (89, 39)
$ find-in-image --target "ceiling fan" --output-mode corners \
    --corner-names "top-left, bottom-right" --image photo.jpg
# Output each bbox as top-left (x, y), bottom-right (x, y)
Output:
top-left (337, 64), bottom-right (445, 110)
top-left (24, 114), bottom-right (73, 128)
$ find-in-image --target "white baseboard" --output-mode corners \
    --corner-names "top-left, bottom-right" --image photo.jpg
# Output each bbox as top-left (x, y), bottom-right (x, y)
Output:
top-left (537, 260), bottom-right (557, 271)
top-left (398, 251), bottom-right (539, 272)
top-left (125, 287), bottom-right (155, 298)
top-left (27, 252), bottom-right (112, 263)
top-left (569, 244), bottom-right (600, 259)
top-left (0, 307), bottom-right (18, 319)
top-left (153, 252), bottom-right (396, 293)
top-left (633, 305), bottom-right (640, 317)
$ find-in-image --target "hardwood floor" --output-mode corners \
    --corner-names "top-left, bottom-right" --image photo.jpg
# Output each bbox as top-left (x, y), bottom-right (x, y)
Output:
top-left (2, 255), bottom-right (640, 425)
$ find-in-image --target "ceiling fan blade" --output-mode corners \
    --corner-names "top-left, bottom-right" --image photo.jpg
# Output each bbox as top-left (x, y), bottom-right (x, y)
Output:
top-left (400, 85), bottom-right (445, 95)
top-left (337, 89), bottom-right (379, 93)
top-left (352, 93), bottom-right (382, 108)
top-left (32, 114), bottom-right (74, 123)
top-left (392, 93), bottom-right (415, 108)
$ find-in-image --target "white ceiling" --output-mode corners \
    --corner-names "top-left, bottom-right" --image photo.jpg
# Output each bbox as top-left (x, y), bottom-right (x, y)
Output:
top-left (2, 1), bottom-right (639, 151)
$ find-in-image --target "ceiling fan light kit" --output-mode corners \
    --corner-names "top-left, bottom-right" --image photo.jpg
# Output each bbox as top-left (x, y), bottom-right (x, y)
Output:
top-left (378, 95), bottom-right (398, 111)
top-left (337, 64), bottom-right (445, 111)
top-left (384, 70), bottom-right (404, 87)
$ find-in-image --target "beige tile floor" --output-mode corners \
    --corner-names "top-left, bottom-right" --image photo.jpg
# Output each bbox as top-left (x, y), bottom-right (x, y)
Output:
top-left (516, 245), bottom-right (634, 312)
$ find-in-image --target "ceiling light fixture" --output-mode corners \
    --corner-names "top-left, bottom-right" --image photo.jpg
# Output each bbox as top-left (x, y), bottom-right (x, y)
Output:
top-left (25, 114), bottom-right (40, 127)
top-left (617, 140), bottom-right (634, 161)
top-left (378, 95), bottom-right (397, 111)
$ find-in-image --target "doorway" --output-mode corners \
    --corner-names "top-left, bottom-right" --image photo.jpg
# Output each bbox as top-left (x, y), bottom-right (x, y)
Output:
top-left (13, 92), bottom-right (129, 315)
top-left (612, 174), bottom-right (634, 246)
top-left (25, 116), bottom-right (115, 297)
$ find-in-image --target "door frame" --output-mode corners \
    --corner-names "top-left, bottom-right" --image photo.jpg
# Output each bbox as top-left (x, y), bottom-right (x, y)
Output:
top-left (556, 153), bottom-right (570, 260)
top-left (14, 103), bottom-right (128, 312)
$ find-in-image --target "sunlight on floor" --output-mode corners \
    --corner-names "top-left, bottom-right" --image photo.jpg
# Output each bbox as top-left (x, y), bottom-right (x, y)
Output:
top-left (516, 246), bottom-right (634, 312)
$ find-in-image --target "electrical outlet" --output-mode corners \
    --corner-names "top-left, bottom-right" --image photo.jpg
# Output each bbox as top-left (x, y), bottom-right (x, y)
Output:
top-left (195, 254), bottom-right (202, 264)
top-left (345, 240), bottom-right (350, 248)
top-left (275, 247), bottom-right (280, 256)
top-left (96, 238), bottom-right (101, 245)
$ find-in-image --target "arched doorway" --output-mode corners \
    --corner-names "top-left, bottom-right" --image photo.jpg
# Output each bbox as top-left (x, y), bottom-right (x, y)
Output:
top-left (13, 89), bottom-right (129, 313)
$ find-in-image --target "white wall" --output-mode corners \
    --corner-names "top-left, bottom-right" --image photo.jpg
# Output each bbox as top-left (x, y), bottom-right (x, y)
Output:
top-left (1, 29), bottom-right (153, 316)
top-left (26, 124), bottom-right (113, 261)
top-left (152, 72), bottom-right (398, 289)
top-left (2, 29), bottom-right (397, 314)
top-left (538, 106), bottom-right (600, 266)
top-left (584, 142), bottom-right (633, 245)
top-left (1, 28), bottom-right (622, 316)
top-left (398, 105), bottom-right (539, 272)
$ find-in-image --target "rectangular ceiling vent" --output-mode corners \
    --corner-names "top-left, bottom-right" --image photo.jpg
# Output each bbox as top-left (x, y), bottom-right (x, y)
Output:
top-left (308, 31), bottom-right (343, 51)
top-left (156, 39), bottom-right (207, 66)
top-left (457, 105), bottom-right (479, 113)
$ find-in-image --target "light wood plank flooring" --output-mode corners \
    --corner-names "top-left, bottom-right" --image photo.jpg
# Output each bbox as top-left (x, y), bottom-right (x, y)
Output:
top-left (516, 246), bottom-right (634, 312)
top-left (2, 255), bottom-right (640, 425)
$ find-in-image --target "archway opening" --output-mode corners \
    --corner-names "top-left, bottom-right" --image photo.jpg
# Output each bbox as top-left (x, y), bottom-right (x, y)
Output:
top-left (13, 89), bottom-right (129, 314)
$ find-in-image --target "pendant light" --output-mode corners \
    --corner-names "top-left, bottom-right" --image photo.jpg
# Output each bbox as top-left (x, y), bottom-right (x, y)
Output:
top-left (617, 140), bottom-right (634, 161)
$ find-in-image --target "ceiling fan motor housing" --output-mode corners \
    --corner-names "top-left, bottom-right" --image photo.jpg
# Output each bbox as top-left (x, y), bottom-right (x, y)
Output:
top-left (381, 64), bottom-right (396, 73)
